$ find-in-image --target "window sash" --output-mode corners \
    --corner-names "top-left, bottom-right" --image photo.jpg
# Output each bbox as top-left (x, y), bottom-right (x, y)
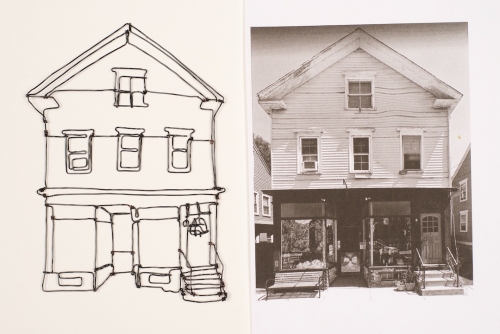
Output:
top-left (254, 192), bottom-right (259, 215)
top-left (402, 136), bottom-right (421, 170)
top-left (301, 138), bottom-right (318, 171)
top-left (347, 81), bottom-right (372, 109)
top-left (352, 137), bottom-right (370, 171)
top-left (262, 195), bottom-right (271, 217)
top-left (460, 181), bottom-right (467, 201)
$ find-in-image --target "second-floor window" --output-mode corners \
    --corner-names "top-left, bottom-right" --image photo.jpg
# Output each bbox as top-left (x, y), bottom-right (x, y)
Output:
top-left (165, 127), bottom-right (195, 173)
top-left (116, 127), bottom-right (144, 171)
top-left (254, 192), bottom-right (259, 215)
top-left (348, 129), bottom-right (373, 174)
top-left (62, 130), bottom-right (94, 174)
top-left (459, 210), bottom-right (468, 232)
top-left (402, 136), bottom-right (421, 170)
top-left (459, 179), bottom-right (468, 202)
top-left (300, 137), bottom-right (319, 172)
top-left (112, 68), bottom-right (148, 108)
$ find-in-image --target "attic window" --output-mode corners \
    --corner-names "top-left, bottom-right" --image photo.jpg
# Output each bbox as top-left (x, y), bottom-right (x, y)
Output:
top-left (344, 72), bottom-right (376, 110)
top-left (112, 68), bottom-right (148, 108)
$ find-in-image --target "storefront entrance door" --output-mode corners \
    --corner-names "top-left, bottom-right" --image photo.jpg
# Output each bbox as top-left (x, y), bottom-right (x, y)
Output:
top-left (420, 213), bottom-right (442, 264)
top-left (339, 226), bottom-right (360, 273)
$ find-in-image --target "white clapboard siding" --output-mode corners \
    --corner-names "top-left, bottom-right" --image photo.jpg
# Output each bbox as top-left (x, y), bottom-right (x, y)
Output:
top-left (271, 49), bottom-right (449, 189)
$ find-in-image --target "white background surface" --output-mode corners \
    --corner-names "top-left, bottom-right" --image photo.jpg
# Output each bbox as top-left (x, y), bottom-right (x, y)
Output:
top-left (0, 1), bottom-right (250, 333)
top-left (246, 0), bottom-right (500, 333)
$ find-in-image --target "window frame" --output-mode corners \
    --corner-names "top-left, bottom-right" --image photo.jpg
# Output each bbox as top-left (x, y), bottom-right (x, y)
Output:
top-left (164, 127), bottom-right (195, 173)
top-left (262, 194), bottom-right (271, 217)
top-left (254, 191), bottom-right (259, 215)
top-left (398, 128), bottom-right (424, 172)
top-left (459, 179), bottom-right (468, 202)
top-left (112, 68), bottom-right (148, 108)
top-left (295, 130), bottom-right (323, 175)
top-left (62, 129), bottom-right (94, 174)
top-left (344, 72), bottom-right (376, 111)
top-left (459, 210), bottom-right (468, 232)
top-left (115, 127), bottom-right (145, 172)
top-left (347, 129), bottom-right (374, 174)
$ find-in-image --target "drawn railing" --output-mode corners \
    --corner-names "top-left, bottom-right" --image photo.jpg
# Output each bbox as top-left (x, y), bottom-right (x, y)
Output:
top-left (446, 247), bottom-right (461, 287)
top-left (209, 242), bottom-right (226, 295)
top-left (178, 249), bottom-right (194, 295)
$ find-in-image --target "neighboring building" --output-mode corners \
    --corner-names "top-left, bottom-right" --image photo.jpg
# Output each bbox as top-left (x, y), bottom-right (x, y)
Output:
top-left (258, 29), bottom-right (463, 288)
top-left (253, 143), bottom-right (273, 287)
top-left (451, 144), bottom-right (472, 280)
top-left (27, 24), bottom-right (227, 302)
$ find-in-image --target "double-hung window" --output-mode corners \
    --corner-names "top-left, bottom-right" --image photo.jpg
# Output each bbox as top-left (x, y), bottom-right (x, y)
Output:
top-left (345, 72), bottom-right (376, 110)
top-left (301, 138), bottom-right (318, 172)
top-left (62, 130), bottom-right (94, 174)
top-left (165, 127), bottom-right (195, 173)
top-left (116, 127), bottom-right (144, 171)
top-left (398, 128), bottom-right (424, 172)
top-left (459, 210), bottom-right (468, 232)
top-left (112, 68), bottom-right (148, 108)
top-left (459, 179), bottom-right (468, 202)
top-left (348, 129), bottom-right (373, 174)
top-left (262, 194), bottom-right (271, 217)
top-left (254, 192), bottom-right (259, 215)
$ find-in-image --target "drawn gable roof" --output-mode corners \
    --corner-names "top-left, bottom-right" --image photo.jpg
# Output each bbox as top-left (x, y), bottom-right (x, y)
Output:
top-left (258, 28), bottom-right (462, 114)
top-left (27, 23), bottom-right (223, 103)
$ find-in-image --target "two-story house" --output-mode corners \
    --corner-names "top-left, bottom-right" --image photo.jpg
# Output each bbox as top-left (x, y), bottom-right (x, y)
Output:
top-left (258, 29), bottom-right (463, 290)
top-left (27, 24), bottom-right (226, 302)
top-left (253, 143), bottom-right (274, 287)
top-left (451, 144), bottom-right (472, 280)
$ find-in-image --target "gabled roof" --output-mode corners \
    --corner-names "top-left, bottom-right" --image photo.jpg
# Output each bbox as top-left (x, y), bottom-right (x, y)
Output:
top-left (254, 143), bottom-right (271, 175)
top-left (452, 143), bottom-right (471, 181)
top-left (258, 28), bottom-right (462, 114)
top-left (27, 23), bottom-right (223, 103)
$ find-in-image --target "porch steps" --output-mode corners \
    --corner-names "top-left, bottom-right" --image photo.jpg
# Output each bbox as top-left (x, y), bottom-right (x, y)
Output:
top-left (417, 269), bottom-right (464, 296)
top-left (181, 264), bottom-right (227, 302)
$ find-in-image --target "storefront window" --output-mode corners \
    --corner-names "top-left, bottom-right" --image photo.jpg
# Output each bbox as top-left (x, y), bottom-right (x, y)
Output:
top-left (281, 219), bottom-right (326, 270)
top-left (364, 216), bottom-right (412, 266)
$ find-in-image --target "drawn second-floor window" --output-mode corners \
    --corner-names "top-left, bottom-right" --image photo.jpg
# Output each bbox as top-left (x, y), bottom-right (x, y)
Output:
top-left (165, 127), bottom-right (195, 173)
top-left (62, 130), bottom-right (94, 174)
top-left (116, 127), bottom-right (145, 171)
top-left (112, 68), bottom-right (148, 108)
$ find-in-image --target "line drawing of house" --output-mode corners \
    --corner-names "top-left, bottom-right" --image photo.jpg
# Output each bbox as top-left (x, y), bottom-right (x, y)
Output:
top-left (26, 23), bottom-right (227, 302)
top-left (256, 27), bottom-right (467, 296)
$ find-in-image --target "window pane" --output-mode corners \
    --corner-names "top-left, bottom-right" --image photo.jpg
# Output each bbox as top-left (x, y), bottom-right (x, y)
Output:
top-left (353, 138), bottom-right (369, 154)
top-left (360, 95), bottom-right (372, 108)
top-left (348, 95), bottom-right (360, 108)
top-left (119, 77), bottom-right (131, 92)
top-left (303, 155), bottom-right (318, 162)
top-left (359, 82), bottom-right (372, 94)
top-left (71, 157), bottom-right (88, 169)
top-left (118, 93), bottom-right (131, 106)
top-left (348, 82), bottom-right (360, 94)
top-left (172, 151), bottom-right (188, 169)
top-left (121, 136), bottom-right (140, 150)
top-left (131, 92), bottom-right (147, 107)
top-left (302, 138), bottom-right (317, 154)
top-left (131, 78), bottom-right (145, 92)
top-left (68, 137), bottom-right (87, 153)
top-left (120, 151), bottom-right (139, 168)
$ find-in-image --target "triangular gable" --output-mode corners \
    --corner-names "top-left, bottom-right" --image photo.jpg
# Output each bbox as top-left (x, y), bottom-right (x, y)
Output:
top-left (27, 24), bottom-right (223, 103)
top-left (452, 143), bottom-right (471, 181)
top-left (258, 28), bottom-right (462, 114)
top-left (254, 143), bottom-right (271, 176)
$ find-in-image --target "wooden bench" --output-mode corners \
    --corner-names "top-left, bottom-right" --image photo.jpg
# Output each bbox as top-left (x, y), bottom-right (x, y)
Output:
top-left (265, 271), bottom-right (324, 300)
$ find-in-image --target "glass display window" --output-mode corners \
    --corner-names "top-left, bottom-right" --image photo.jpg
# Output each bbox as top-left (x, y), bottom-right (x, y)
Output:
top-left (281, 219), bottom-right (326, 270)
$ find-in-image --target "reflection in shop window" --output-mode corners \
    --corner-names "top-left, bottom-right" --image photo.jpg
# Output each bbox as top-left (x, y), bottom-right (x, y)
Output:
top-left (281, 219), bottom-right (325, 270)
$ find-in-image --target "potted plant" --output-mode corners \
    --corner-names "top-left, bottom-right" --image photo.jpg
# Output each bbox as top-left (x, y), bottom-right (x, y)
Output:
top-left (395, 279), bottom-right (405, 291)
top-left (402, 268), bottom-right (417, 291)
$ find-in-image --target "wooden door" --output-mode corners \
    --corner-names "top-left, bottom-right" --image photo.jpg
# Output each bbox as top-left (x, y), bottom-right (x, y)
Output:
top-left (420, 213), bottom-right (442, 263)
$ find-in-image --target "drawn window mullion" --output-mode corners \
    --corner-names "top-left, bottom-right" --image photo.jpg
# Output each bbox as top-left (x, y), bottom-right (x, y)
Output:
top-left (165, 127), bottom-right (195, 173)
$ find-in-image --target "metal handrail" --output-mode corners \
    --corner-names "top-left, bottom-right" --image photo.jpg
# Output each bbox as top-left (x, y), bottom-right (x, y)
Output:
top-left (178, 249), bottom-right (194, 295)
top-left (446, 247), bottom-right (460, 287)
top-left (415, 248), bottom-right (426, 289)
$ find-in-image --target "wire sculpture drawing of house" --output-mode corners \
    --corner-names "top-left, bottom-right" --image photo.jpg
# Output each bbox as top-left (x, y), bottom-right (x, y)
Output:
top-left (26, 23), bottom-right (227, 302)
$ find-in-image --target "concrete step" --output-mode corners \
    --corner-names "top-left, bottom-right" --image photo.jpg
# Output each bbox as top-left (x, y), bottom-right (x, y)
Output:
top-left (183, 276), bottom-right (222, 285)
top-left (421, 270), bottom-right (453, 278)
top-left (418, 286), bottom-right (464, 296)
top-left (181, 288), bottom-right (227, 302)
top-left (423, 277), bottom-right (455, 287)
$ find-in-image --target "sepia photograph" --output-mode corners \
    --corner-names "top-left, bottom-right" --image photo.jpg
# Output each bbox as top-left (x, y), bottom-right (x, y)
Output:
top-left (251, 23), bottom-right (472, 302)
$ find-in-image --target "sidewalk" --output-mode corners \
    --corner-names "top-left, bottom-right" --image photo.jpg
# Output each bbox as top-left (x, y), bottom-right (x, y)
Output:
top-left (256, 276), bottom-right (473, 302)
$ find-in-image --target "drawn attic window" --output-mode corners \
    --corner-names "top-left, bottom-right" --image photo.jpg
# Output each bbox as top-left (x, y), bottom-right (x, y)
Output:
top-left (262, 194), bottom-right (271, 217)
top-left (348, 129), bottom-right (374, 174)
top-left (345, 73), bottom-right (376, 110)
top-left (254, 192), bottom-right (259, 215)
top-left (62, 130), bottom-right (94, 174)
top-left (165, 127), bottom-right (195, 173)
top-left (112, 68), bottom-right (148, 108)
top-left (115, 127), bottom-right (145, 171)
top-left (460, 210), bottom-right (468, 232)
top-left (459, 179), bottom-right (468, 202)
top-left (398, 128), bottom-right (424, 171)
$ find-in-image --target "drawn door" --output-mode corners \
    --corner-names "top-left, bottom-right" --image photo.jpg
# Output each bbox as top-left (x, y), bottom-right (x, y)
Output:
top-left (420, 214), bottom-right (442, 263)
